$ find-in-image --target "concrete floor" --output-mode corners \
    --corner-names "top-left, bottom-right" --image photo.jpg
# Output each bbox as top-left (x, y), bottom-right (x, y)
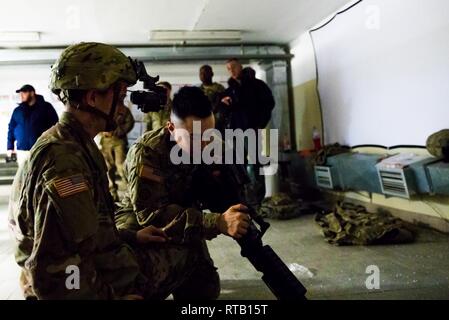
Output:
top-left (1, 184), bottom-right (449, 300)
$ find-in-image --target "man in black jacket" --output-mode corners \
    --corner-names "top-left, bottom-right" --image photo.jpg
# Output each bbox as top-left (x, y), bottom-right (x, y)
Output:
top-left (220, 59), bottom-right (275, 131)
top-left (7, 84), bottom-right (59, 166)
top-left (220, 59), bottom-right (275, 208)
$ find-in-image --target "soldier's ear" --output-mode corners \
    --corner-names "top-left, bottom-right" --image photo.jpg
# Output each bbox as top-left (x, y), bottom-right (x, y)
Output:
top-left (84, 90), bottom-right (96, 108)
top-left (167, 121), bottom-right (175, 133)
top-left (85, 88), bottom-right (112, 109)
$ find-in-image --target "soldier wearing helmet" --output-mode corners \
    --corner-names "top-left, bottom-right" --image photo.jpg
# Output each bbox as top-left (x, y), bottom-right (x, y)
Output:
top-left (8, 43), bottom-right (198, 299)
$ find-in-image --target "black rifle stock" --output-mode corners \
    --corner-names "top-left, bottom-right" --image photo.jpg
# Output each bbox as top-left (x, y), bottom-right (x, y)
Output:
top-left (194, 163), bottom-right (307, 300)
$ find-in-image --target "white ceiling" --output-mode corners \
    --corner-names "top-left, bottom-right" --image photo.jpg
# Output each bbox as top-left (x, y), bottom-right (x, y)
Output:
top-left (0, 0), bottom-right (352, 47)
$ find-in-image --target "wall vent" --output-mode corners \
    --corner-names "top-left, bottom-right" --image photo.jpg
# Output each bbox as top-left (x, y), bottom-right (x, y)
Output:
top-left (377, 168), bottom-right (411, 198)
top-left (314, 166), bottom-right (334, 189)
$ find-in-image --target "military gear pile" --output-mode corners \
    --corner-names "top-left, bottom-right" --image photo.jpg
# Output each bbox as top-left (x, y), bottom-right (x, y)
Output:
top-left (315, 202), bottom-right (414, 245)
top-left (426, 129), bottom-right (449, 161)
top-left (314, 143), bottom-right (350, 165)
top-left (259, 193), bottom-right (304, 220)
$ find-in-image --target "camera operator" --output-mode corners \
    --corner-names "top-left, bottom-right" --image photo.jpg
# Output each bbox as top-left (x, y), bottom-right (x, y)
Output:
top-left (143, 81), bottom-right (173, 132)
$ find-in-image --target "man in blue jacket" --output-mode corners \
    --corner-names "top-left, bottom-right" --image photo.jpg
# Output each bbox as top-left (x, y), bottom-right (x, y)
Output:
top-left (7, 84), bottom-right (59, 165)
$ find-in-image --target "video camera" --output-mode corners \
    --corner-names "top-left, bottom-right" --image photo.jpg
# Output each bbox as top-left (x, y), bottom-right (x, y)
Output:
top-left (129, 59), bottom-right (167, 113)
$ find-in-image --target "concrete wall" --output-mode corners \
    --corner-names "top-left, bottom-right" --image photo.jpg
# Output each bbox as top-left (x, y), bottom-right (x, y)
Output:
top-left (290, 32), bottom-right (322, 151)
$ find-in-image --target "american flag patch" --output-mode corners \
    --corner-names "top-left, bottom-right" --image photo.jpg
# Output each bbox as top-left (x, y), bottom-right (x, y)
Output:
top-left (53, 174), bottom-right (89, 198)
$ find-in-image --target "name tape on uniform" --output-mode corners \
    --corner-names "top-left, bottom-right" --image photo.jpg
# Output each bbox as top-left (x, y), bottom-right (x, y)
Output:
top-left (139, 165), bottom-right (164, 183)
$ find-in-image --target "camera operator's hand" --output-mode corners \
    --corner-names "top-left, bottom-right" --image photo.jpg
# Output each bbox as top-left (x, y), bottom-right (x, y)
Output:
top-left (217, 204), bottom-right (250, 239)
top-left (136, 225), bottom-right (169, 244)
top-left (221, 96), bottom-right (232, 106)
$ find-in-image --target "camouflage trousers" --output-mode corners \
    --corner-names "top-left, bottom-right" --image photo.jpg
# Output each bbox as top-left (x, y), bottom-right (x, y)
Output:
top-left (134, 240), bottom-right (220, 300)
top-left (101, 137), bottom-right (127, 198)
top-left (17, 240), bottom-right (220, 300)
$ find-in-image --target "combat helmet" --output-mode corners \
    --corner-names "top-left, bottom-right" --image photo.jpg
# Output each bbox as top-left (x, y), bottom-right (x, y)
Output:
top-left (50, 42), bottom-right (137, 130)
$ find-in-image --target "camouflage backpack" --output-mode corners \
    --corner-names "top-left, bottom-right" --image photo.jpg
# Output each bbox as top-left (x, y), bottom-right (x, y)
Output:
top-left (259, 193), bottom-right (303, 220)
top-left (426, 129), bottom-right (449, 161)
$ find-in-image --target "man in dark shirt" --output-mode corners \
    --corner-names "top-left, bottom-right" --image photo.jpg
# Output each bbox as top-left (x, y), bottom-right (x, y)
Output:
top-left (219, 59), bottom-right (276, 208)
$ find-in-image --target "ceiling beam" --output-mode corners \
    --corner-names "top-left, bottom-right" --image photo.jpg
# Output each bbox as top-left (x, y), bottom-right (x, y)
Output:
top-left (0, 43), bottom-right (293, 65)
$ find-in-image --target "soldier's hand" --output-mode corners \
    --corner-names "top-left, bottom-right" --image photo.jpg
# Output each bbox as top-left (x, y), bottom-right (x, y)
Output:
top-left (221, 96), bottom-right (232, 106)
top-left (136, 225), bottom-right (169, 244)
top-left (218, 204), bottom-right (250, 239)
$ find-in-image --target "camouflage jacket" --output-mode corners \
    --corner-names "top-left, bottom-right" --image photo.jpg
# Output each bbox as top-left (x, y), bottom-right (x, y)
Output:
top-left (8, 112), bottom-right (141, 299)
top-left (200, 83), bottom-right (226, 132)
top-left (200, 82), bottom-right (225, 108)
top-left (143, 100), bottom-right (172, 132)
top-left (115, 126), bottom-right (222, 243)
top-left (100, 104), bottom-right (135, 143)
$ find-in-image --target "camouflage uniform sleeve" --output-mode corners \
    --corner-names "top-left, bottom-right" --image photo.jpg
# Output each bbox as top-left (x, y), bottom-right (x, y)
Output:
top-left (22, 153), bottom-right (116, 299)
top-left (150, 112), bottom-right (162, 131)
top-left (217, 83), bottom-right (225, 92)
top-left (202, 212), bottom-right (222, 239)
top-left (119, 143), bottom-right (221, 241)
top-left (143, 112), bottom-right (161, 132)
top-left (113, 107), bottom-right (135, 138)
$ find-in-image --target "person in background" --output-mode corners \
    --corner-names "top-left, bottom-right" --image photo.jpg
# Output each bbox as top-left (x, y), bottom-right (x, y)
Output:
top-left (99, 101), bottom-right (135, 201)
top-left (241, 66), bottom-right (256, 79)
top-left (7, 84), bottom-right (58, 166)
top-left (144, 81), bottom-right (172, 132)
top-left (220, 59), bottom-right (276, 209)
top-left (198, 65), bottom-right (225, 132)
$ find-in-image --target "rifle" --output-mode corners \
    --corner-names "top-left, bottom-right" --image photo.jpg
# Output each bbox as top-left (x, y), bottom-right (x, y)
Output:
top-left (193, 163), bottom-right (308, 300)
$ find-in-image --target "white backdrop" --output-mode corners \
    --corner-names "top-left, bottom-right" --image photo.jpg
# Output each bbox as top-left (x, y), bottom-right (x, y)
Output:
top-left (311, 0), bottom-right (449, 147)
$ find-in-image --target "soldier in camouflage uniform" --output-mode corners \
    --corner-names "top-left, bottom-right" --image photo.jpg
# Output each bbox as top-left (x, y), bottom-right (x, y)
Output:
top-left (199, 65), bottom-right (225, 132)
top-left (100, 102), bottom-right (135, 201)
top-left (7, 42), bottom-right (203, 300)
top-left (143, 81), bottom-right (172, 132)
top-left (116, 86), bottom-right (251, 300)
